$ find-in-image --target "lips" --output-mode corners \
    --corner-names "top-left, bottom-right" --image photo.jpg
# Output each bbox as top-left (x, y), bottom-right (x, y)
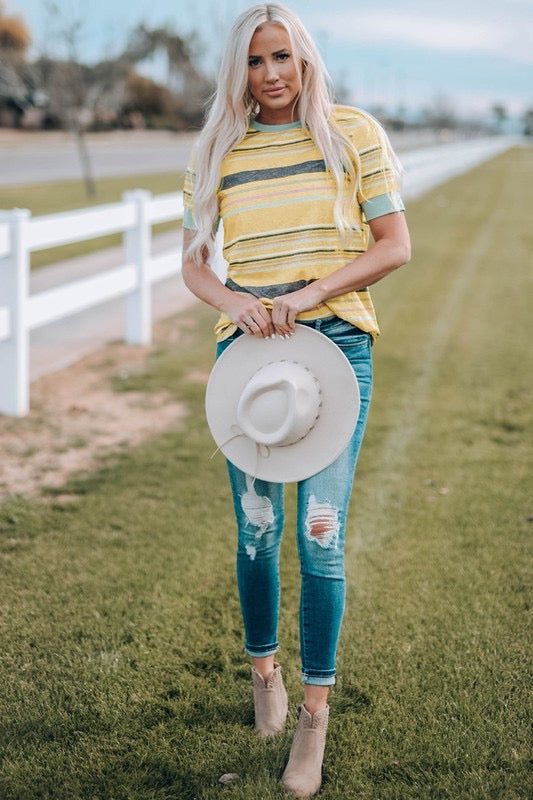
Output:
top-left (264, 86), bottom-right (286, 96)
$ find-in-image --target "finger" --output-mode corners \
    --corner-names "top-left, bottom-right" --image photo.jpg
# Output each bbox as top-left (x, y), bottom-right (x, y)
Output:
top-left (240, 315), bottom-right (270, 338)
top-left (272, 321), bottom-right (294, 337)
top-left (274, 307), bottom-right (296, 331)
top-left (245, 318), bottom-right (263, 337)
top-left (251, 313), bottom-right (272, 338)
top-left (286, 307), bottom-right (297, 331)
top-left (248, 307), bottom-right (275, 338)
top-left (272, 304), bottom-right (294, 336)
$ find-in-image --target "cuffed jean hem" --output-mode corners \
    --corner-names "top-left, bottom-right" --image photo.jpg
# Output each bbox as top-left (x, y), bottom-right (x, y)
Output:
top-left (245, 644), bottom-right (279, 658)
top-left (301, 672), bottom-right (336, 687)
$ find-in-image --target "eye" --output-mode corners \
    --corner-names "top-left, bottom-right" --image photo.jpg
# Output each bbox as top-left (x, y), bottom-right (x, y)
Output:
top-left (276, 52), bottom-right (290, 61)
top-left (248, 56), bottom-right (261, 68)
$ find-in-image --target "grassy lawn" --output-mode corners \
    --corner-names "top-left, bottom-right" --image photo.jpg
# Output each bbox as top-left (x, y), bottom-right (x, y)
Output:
top-left (0, 147), bottom-right (531, 799)
top-left (0, 172), bottom-right (183, 270)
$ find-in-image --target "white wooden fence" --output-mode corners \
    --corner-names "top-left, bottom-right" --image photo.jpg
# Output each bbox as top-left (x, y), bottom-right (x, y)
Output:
top-left (0, 135), bottom-right (520, 419)
top-left (0, 190), bottom-right (188, 417)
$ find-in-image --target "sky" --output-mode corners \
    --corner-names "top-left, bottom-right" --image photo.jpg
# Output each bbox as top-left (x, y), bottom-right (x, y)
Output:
top-left (4, 0), bottom-right (533, 120)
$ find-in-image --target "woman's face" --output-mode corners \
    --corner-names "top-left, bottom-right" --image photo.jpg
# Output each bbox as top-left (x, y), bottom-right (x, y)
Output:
top-left (247, 23), bottom-right (302, 125)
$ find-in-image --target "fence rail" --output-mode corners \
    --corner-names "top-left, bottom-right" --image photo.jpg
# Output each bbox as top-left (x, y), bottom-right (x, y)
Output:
top-left (0, 190), bottom-right (188, 417)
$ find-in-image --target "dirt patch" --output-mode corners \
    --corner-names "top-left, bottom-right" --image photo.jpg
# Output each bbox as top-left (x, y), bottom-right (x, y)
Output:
top-left (0, 327), bottom-right (187, 502)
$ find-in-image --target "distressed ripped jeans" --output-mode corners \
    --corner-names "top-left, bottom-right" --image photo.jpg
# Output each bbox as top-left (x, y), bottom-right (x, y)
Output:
top-left (216, 317), bottom-right (373, 686)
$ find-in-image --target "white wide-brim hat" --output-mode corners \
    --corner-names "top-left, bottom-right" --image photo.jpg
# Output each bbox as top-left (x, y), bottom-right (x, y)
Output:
top-left (205, 325), bottom-right (360, 483)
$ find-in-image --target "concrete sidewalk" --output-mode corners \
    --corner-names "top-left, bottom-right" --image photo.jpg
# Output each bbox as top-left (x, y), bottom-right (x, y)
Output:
top-left (29, 228), bottom-right (196, 380)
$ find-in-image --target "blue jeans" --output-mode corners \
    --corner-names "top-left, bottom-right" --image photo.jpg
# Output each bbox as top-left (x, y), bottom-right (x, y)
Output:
top-left (216, 317), bottom-right (373, 685)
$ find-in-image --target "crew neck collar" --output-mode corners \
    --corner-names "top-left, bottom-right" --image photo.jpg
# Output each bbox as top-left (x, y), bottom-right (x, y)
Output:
top-left (250, 118), bottom-right (301, 132)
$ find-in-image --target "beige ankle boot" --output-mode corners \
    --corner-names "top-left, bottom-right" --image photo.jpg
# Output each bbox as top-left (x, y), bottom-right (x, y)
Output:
top-left (281, 704), bottom-right (329, 797)
top-left (251, 662), bottom-right (288, 737)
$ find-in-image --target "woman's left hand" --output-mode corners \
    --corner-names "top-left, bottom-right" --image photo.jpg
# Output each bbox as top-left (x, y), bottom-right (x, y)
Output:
top-left (271, 211), bottom-right (411, 335)
top-left (271, 284), bottom-right (323, 335)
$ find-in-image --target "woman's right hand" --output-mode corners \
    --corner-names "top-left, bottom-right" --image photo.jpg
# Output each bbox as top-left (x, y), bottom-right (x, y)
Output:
top-left (182, 230), bottom-right (274, 338)
top-left (223, 291), bottom-right (275, 338)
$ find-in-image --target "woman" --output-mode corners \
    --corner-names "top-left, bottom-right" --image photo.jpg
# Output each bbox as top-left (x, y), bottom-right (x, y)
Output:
top-left (182, 4), bottom-right (410, 796)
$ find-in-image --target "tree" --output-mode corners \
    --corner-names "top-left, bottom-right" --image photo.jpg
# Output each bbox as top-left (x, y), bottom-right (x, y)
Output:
top-left (35, 1), bottom-right (132, 195)
top-left (0, 11), bottom-right (30, 55)
top-left (0, 2), bottom-right (35, 126)
top-left (421, 94), bottom-right (457, 131)
top-left (491, 103), bottom-right (507, 133)
top-left (523, 108), bottom-right (533, 137)
top-left (123, 72), bottom-right (169, 120)
top-left (123, 23), bottom-right (212, 128)
top-left (2, 0), bottom-right (212, 136)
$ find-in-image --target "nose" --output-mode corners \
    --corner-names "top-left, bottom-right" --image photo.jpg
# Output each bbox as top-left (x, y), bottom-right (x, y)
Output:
top-left (265, 59), bottom-right (279, 82)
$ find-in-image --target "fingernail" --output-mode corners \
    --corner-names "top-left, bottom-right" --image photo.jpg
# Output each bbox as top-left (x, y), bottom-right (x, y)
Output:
top-left (271, 333), bottom-right (276, 339)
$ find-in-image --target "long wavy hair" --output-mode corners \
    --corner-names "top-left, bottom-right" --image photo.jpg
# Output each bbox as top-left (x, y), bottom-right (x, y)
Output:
top-left (186, 2), bottom-right (397, 265)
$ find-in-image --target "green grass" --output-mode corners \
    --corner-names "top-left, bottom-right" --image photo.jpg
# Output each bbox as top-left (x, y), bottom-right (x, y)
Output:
top-left (0, 147), bottom-right (532, 799)
top-left (0, 172), bottom-right (183, 270)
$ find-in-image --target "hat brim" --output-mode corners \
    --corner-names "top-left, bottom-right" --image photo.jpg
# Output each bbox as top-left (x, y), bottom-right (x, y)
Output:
top-left (206, 325), bottom-right (360, 482)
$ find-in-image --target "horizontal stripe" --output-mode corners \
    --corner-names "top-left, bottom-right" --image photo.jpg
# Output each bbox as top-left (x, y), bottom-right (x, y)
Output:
top-left (182, 105), bottom-right (405, 342)
top-left (222, 178), bottom-right (335, 208)
top-left (221, 159), bottom-right (326, 190)
top-left (233, 137), bottom-right (312, 154)
top-left (228, 143), bottom-right (326, 167)
top-left (224, 224), bottom-right (338, 249)
top-left (222, 193), bottom-right (335, 219)
top-left (226, 246), bottom-right (366, 267)
top-left (225, 277), bottom-right (312, 299)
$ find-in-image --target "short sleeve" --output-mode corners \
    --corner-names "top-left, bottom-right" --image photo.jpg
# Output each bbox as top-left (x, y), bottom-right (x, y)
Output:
top-left (182, 148), bottom-right (221, 232)
top-left (362, 191), bottom-right (405, 220)
top-left (351, 112), bottom-right (402, 206)
top-left (182, 156), bottom-right (196, 230)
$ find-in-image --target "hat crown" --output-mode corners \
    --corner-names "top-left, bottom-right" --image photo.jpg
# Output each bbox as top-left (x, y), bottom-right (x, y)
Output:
top-left (237, 361), bottom-right (320, 447)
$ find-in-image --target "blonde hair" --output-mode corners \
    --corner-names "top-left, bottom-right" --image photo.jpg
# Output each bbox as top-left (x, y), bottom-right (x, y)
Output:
top-left (187, 2), bottom-right (398, 265)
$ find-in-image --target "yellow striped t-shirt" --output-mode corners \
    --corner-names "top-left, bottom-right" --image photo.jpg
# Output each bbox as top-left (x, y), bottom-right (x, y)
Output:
top-left (183, 105), bottom-right (404, 341)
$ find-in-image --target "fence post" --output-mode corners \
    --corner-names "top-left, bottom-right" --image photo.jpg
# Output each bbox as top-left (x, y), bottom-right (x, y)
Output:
top-left (0, 209), bottom-right (31, 417)
top-left (123, 190), bottom-right (152, 345)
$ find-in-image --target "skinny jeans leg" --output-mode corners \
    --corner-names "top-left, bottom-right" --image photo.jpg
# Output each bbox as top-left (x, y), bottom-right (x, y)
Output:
top-left (216, 318), bottom-right (373, 681)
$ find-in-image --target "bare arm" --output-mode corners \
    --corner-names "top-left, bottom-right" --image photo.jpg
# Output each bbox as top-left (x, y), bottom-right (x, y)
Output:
top-left (271, 211), bottom-right (411, 334)
top-left (182, 211), bottom-right (410, 338)
top-left (181, 228), bottom-right (275, 338)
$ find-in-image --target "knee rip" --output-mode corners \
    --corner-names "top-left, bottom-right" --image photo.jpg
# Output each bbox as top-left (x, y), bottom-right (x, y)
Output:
top-left (240, 476), bottom-right (275, 560)
top-left (305, 495), bottom-right (340, 549)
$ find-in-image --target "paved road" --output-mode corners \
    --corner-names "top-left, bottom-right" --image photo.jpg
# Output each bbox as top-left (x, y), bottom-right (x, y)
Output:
top-left (0, 130), bottom-right (197, 186)
top-left (16, 134), bottom-right (522, 381)
top-left (0, 128), bottom-right (471, 187)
